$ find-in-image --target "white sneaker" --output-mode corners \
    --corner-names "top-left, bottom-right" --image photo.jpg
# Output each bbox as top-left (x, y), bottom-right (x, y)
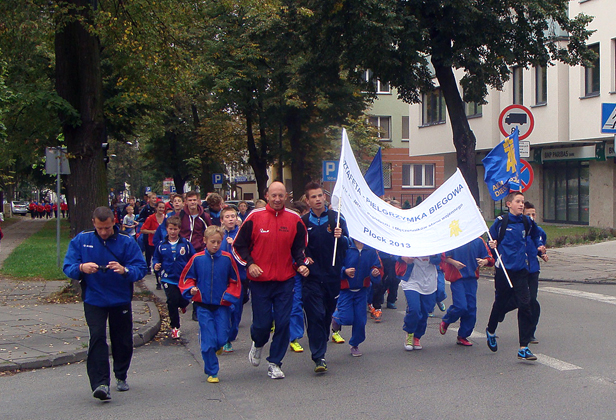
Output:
top-left (267, 362), bottom-right (285, 379)
top-left (248, 342), bottom-right (262, 366)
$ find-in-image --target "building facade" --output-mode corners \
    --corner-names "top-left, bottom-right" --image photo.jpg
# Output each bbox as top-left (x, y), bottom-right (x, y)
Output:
top-left (405, 0), bottom-right (616, 227)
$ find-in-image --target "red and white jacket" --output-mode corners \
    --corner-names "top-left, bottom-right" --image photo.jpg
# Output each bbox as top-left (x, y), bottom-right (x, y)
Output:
top-left (232, 204), bottom-right (307, 282)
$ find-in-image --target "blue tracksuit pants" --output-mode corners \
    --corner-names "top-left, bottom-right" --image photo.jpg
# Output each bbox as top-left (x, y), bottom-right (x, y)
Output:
top-left (250, 278), bottom-right (294, 366)
top-left (289, 275), bottom-right (304, 342)
top-left (332, 288), bottom-right (368, 347)
top-left (442, 278), bottom-right (478, 339)
top-left (229, 286), bottom-right (247, 342)
top-left (403, 289), bottom-right (436, 339)
top-left (196, 304), bottom-right (231, 376)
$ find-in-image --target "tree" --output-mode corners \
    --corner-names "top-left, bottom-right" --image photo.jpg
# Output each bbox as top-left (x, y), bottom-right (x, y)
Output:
top-left (349, 0), bottom-right (595, 202)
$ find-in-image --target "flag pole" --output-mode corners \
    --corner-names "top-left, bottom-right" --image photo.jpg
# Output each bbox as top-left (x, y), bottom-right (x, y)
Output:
top-left (486, 230), bottom-right (513, 288)
top-left (332, 201), bottom-right (342, 267)
top-left (331, 128), bottom-right (347, 266)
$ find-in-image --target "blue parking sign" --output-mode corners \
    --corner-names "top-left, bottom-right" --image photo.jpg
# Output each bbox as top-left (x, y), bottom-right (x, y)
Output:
top-left (212, 173), bottom-right (223, 185)
top-left (322, 161), bottom-right (339, 182)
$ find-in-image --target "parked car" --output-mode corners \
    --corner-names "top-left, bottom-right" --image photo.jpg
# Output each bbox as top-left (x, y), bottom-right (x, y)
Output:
top-left (11, 201), bottom-right (29, 215)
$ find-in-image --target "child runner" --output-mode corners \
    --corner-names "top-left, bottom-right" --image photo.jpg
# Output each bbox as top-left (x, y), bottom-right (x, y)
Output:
top-left (288, 201), bottom-right (309, 353)
top-left (179, 226), bottom-right (241, 383)
top-left (122, 205), bottom-right (138, 239)
top-left (220, 206), bottom-right (248, 353)
top-left (523, 201), bottom-right (548, 344)
top-left (440, 238), bottom-right (494, 346)
top-left (398, 255), bottom-right (442, 351)
top-left (486, 192), bottom-right (545, 361)
top-left (153, 216), bottom-right (194, 339)
top-left (332, 238), bottom-right (382, 357)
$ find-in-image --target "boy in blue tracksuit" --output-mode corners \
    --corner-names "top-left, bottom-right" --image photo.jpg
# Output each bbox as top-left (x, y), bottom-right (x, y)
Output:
top-left (332, 238), bottom-right (381, 357)
top-left (486, 192), bottom-right (545, 361)
top-left (179, 225), bottom-right (241, 383)
top-left (523, 201), bottom-right (548, 344)
top-left (440, 238), bottom-right (494, 346)
top-left (220, 207), bottom-right (248, 353)
top-left (152, 216), bottom-right (195, 339)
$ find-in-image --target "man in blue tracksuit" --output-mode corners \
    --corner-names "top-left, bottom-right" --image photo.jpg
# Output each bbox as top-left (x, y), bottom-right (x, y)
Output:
top-left (152, 215), bottom-right (195, 339)
top-left (63, 207), bottom-right (148, 401)
top-left (486, 192), bottom-right (545, 361)
top-left (301, 182), bottom-right (348, 373)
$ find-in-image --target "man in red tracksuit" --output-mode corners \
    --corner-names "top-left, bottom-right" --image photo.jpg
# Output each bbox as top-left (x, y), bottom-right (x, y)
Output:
top-left (232, 181), bottom-right (309, 380)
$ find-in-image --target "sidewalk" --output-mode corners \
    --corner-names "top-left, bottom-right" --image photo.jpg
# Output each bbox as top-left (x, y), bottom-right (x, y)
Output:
top-left (538, 240), bottom-right (616, 284)
top-left (0, 218), bottom-right (160, 372)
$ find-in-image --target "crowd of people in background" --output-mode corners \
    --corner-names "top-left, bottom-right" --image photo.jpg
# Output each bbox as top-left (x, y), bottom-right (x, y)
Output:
top-left (27, 199), bottom-right (68, 219)
top-left (62, 184), bottom-right (548, 400)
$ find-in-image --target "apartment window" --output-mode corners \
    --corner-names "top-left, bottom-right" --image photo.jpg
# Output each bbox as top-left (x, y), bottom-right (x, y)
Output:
top-left (535, 65), bottom-right (547, 104)
top-left (422, 88), bottom-right (446, 125)
top-left (402, 164), bottom-right (435, 188)
top-left (401, 116), bottom-right (409, 141)
top-left (383, 163), bottom-right (392, 189)
top-left (364, 70), bottom-right (391, 94)
top-left (368, 116), bottom-right (391, 141)
top-left (513, 66), bottom-right (523, 104)
top-left (585, 43), bottom-right (600, 96)
top-left (465, 101), bottom-right (482, 118)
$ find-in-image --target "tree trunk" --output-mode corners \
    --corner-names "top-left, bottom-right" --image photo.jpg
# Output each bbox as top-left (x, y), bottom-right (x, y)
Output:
top-left (245, 112), bottom-right (269, 199)
top-left (432, 60), bottom-right (481, 204)
top-left (55, 0), bottom-right (107, 236)
top-left (286, 110), bottom-right (310, 200)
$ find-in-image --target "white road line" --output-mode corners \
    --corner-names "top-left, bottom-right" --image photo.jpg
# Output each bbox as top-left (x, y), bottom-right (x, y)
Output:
top-left (448, 327), bottom-right (583, 371)
top-left (540, 287), bottom-right (616, 305)
top-left (534, 354), bottom-right (583, 371)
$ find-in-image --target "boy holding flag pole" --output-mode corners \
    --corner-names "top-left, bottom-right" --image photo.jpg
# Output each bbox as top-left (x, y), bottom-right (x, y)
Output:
top-left (482, 129), bottom-right (546, 360)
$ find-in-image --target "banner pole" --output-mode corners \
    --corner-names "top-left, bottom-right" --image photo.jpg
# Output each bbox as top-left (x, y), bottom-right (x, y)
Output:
top-left (332, 202), bottom-right (342, 267)
top-left (486, 230), bottom-right (514, 288)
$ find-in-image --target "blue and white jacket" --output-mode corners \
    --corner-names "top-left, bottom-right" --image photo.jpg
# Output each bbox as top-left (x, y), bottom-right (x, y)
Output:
top-left (63, 226), bottom-right (148, 307)
top-left (526, 225), bottom-right (547, 274)
top-left (152, 236), bottom-right (195, 285)
top-left (340, 240), bottom-right (382, 290)
top-left (489, 214), bottom-right (544, 272)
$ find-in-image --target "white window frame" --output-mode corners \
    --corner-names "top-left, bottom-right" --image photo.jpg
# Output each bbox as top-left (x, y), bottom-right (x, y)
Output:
top-left (402, 164), bottom-right (435, 188)
top-left (421, 88), bottom-right (446, 126)
top-left (401, 116), bottom-right (410, 141)
top-left (364, 70), bottom-right (391, 94)
top-left (369, 116), bottom-right (391, 141)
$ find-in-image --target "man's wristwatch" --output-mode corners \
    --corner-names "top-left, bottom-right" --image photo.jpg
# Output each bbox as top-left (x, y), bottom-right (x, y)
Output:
top-left (124, 267), bottom-right (129, 276)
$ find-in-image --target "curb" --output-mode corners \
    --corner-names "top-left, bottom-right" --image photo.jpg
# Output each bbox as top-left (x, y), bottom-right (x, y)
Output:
top-left (0, 301), bottom-right (161, 373)
top-left (478, 273), bottom-right (616, 285)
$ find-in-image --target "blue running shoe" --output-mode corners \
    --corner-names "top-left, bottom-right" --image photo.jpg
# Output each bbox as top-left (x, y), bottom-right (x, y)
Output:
top-left (517, 347), bottom-right (537, 361)
top-left (486, 328), bottom-right (498, 352)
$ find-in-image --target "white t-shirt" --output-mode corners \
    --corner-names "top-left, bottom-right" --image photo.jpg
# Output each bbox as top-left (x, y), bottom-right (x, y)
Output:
top-left (400, 256), bottom-right (437, 295)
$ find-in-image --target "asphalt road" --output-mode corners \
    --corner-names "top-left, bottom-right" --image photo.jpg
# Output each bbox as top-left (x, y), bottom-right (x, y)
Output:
top-left (2, 279), bottom-right (616, 420)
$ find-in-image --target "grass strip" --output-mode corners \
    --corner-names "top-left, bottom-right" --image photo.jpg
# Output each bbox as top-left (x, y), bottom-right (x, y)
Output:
top-left (0, 219), bottom-right (70, 280)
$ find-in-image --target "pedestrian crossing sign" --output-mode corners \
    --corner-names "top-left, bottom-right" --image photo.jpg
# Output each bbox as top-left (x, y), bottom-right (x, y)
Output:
top-left (601, 103), bottom-right (616, 133)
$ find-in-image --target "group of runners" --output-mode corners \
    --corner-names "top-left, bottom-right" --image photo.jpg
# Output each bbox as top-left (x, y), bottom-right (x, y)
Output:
top-left (64, 182), bottom-right (548, 400)
top-left (28, 200), bottom-right (68, 219)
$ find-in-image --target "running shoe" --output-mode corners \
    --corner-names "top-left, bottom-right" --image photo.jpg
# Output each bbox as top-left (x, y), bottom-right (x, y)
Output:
top-left (373, 309), bottom-right (382, 323)
top-left (404, 333), bottom-right (414, 351)
top-left (456, 337), bottom-right (472, 346)
top-left (386, 302), bottom-right (397, 309)
top-left (207, 375), bottom-right (219, 383)
top-left (216, 347), bottom-right (224, 356)
top-left (439, 321), bottom-right (449, 335)
top-left (289, 339), bottom-right (304, 352)
top-left (437, 301), bottom-right (446, 312)
top-left (331, 331), bottom-right (345, 344)
top-left (171, 328), bottom-right (180, 339)
top-left (350, 346), bottom-right (362, 357)
top-left (249, 342), bottom-right (262, 366)
top-left (413, 337), bottom-right (422, 350)
top-left (223, 342), bottom-right (233, 353)
top-left (92, 385), bottom-right (111, 400)
top-left (314, 359), bottom-right (327, 373)
top-left (486, 328), bottom-right (498, 352)
top-left (268, 362), bottom-right (285, 379)
top-left (517, 347), bottom-right (537, 361)
top-left (368, 304), bottom-right (376, 318)
top-left (530, 336), bottom-right (539, 344)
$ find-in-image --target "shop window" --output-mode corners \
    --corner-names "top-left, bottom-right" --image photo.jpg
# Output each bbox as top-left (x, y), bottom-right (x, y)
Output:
top-left (543, 161), bottom-right (589, 224)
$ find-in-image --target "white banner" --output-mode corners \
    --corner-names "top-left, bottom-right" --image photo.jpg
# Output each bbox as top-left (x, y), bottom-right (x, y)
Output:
top-left (331, 129), bottom-right (488, 257)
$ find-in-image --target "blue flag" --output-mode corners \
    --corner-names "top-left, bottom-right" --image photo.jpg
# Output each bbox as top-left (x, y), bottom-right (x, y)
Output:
top-left (364, 147), bottom-right (384, 196)
top-left (482, 128), bottom-right (521, 201)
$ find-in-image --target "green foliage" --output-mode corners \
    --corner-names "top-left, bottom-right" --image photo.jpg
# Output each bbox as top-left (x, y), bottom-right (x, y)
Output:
top-left (0, 219), bottom-right (70, 280)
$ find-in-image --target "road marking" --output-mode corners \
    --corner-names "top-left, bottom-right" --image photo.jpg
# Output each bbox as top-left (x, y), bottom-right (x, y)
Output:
top-left (540, 287), bottom-right (616, 305)
top-left (533, 354), bottom-right (583, 371)
top-left (448, 327), bottom-right (583, 371)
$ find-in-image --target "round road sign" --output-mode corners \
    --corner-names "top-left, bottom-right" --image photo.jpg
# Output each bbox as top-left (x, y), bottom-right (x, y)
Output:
top-left (510, 159), bottom-right (534, 193)
top-left (499, 104), bottom-right (534, 140)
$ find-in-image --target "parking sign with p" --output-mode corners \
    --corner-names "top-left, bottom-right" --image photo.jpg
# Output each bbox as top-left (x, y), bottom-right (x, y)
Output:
top-left (212, 173), bottom-right (223, 185)
top-left (322, 161), bottom-right (339, 182)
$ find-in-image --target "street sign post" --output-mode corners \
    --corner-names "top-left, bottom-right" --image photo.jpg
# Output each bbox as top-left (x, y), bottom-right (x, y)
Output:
top-left (499, 104), bottom-right (535, 140)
